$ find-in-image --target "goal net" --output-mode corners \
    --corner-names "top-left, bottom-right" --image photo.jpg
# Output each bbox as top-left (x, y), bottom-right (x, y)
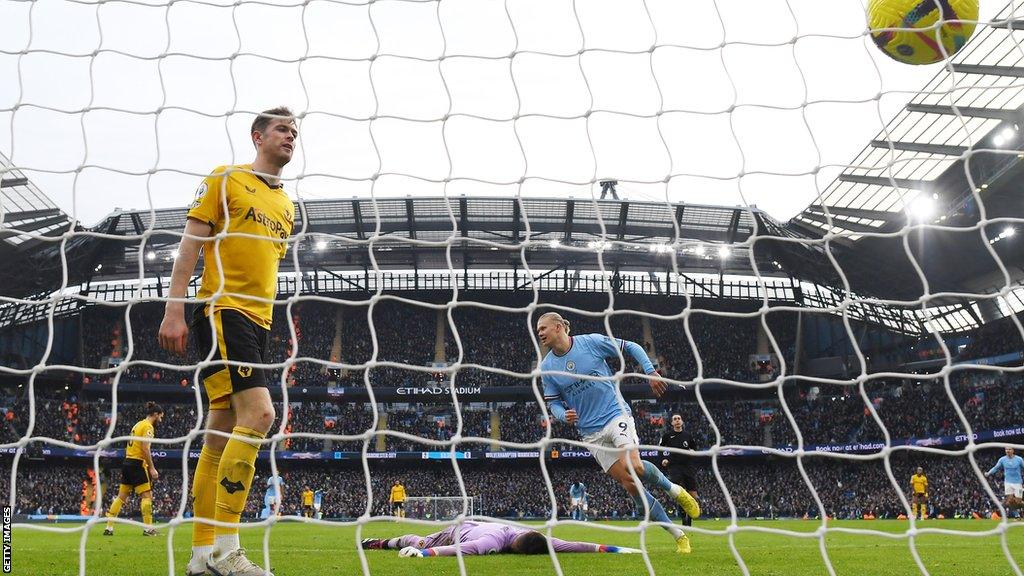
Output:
top-left (1, 0), bottom-right (1024, 575)
top-left (404, 496), bottom-right (480, 521)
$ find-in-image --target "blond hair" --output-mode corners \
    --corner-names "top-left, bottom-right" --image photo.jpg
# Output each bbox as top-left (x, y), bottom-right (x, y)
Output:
top-left (538, 312), bottom-right (571, 335)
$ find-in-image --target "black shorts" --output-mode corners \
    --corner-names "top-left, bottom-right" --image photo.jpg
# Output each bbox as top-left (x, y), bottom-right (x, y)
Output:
top-left (303, 504), bottom-right (314, 513)
top-left (669, 468), bottom-right (698, 492)
top-left (120, 458), bottom-right (152, 494)
top-left (193, 307), bottom-right (269, 409)
top-left (392, 502), bottom-right (404, 510)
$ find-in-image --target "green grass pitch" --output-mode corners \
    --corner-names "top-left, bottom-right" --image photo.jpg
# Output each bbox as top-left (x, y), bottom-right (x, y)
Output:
top-left (11, 519), bottom-right (1023, 575)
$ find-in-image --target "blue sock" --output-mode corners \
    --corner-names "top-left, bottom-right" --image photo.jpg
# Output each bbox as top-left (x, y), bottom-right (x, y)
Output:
top-left (641, 460), bottom-right (673, 493)
top-left (630, 485), bottom-right (679, 537)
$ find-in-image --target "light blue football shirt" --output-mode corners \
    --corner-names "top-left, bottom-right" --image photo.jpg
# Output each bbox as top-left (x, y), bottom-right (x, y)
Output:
top-left (570, 482), bottom-right (588, 499)
top-left (541, 333), bottom-right (655, 436)
top-left (989, 455), bottom-right (1024, 484)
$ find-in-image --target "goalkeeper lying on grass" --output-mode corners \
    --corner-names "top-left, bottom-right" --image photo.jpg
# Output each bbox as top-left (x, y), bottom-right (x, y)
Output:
top-left (362, 520), bottom-right (640, 557)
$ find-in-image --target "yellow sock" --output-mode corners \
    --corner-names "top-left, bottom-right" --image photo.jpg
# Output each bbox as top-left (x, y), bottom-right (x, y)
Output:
top-left (192, 444), bottom-right (223, 547)
top-left (106, 496), bottom-right (124, 529)
top-left (911, 504), bottom-right (918, 518)
top-left (141, 498), bottom-right (154, 526)
top-left (214, 427), bottom-right (264, 537)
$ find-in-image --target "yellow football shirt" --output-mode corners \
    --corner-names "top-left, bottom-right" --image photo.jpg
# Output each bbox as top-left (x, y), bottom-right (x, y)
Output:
top-left (188, 165), bottom-right (294, 329)
top-left (125, 418), bottom-right (154, 461)
top-left (390, 484), bottom-right (406, 503)
top-left (911, 474), bottom-right (928, 494)
top-left (302, 489), bottom-right (314, 506)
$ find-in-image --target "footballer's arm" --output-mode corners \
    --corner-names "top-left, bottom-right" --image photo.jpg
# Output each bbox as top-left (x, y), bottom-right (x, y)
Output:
top-left (158, 218), bottom-right (213, 355)
top-left (142, 434), bottom-right (159, 481)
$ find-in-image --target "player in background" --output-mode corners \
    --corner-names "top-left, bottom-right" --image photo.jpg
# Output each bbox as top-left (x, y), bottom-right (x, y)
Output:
top-left (660, 413), bottom-right (699, 527)
top-left (910, 467), bottom-right (928, 520)
top-left (301, 485), bottom-right (314, 518)
top-left (537, 312), bottom-right (700, 554)
top-left (568, 482), bottom-right (584, 521)
top-left (361, 520), bottom-right (641, 556)
top-left (390, 480), bottom-right (407, 518)
top-left (158, 106), bottom-right (296, 576)
top-left (986, 447), bottom-right (1024, 518)
top-left (312, 489), bottom-right (323, 520)
top-left (579, 483), bottom-right (589, 522)
top-left (261, 474), bottom-right (285, 519)
top-left (104, 402), bottom-right (164, 536)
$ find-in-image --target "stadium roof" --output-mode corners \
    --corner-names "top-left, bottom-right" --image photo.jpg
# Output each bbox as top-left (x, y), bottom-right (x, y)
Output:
top-left (56, 196), bottom-right (776, 287)
top-left (0, 151), bottom-right (73, 248)
top-left (4, 7), bottom-right (1024, 326)
top-left (782, 8), bottom-right (1024, 301)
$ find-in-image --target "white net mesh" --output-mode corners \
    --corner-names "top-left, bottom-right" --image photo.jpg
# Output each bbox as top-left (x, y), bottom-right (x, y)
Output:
top-left (1, 0), bottom-right (1024, 575)
top-left (404, 496), bottom-right (479, 521)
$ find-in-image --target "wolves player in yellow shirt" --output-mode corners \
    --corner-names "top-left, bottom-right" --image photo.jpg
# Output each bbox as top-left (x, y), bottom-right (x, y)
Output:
top-left (158, 107), bottom-right (296, 576)
top-left (390, 480), bottom-right (407, 519)
top-left (301, 486), bottom-right (315, 518)
top-left (104, 402), bottom-right (164, 536)
top-left (910, 467), bottom-right (928, 520)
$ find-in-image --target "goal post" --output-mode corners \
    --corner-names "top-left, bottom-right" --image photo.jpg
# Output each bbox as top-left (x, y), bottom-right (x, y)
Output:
top-left (403, 496), bottom-right (481, 521)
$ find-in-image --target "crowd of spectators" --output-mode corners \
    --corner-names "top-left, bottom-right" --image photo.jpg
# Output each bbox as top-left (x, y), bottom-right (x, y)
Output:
top-left (2, 292), bottom-right (1023, 524)
top-left (957, 311), bottom-right (1024, 361)
top-left (2, 370), bottom-right (1021, 459)
top-left (78, 300), bottom-right (338, 388)
top-left (70, 293), bottom-right (798, 390)
top-left (9, 291), bottom-right (1024, 397)
top-left (2, 448), bottom-right (1014, 521)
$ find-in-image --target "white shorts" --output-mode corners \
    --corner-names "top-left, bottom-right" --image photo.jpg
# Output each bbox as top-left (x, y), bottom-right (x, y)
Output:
top-left (582, 502), bottom-right (589, 511)
top-left (570, 497), bottom-right (581, 507)
top-left (1005, 482), bottom-right (1023, 498)
top-left (581, 415), bottom-right (639, 472)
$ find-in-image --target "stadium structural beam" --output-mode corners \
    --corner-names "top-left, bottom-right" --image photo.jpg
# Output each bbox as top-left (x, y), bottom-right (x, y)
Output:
top-left (405, 198), bottom-right (417, 240)
top-left (599, 180), bottom-right (619, 200)
top-left (868, 139), bottom-right (968, 157)
top-left (0, 177), bottom-right (28, 188)
top-left (316, 265), bottom-right (367, 292)
top-left (678, 273), bottom-right (718, 298)
top-left (647, 271), bottom-right (663, 295)
top-left (964, 300), bottom-right (983, 326)
top-left (515, 265), bottom-right (565, 292)
top-left (798, 212), bottom-right (883, 234)
top-left (511, 200), bottom-right (522, 243)
top-left (0, 214), bottom-right (68, 237)
top-left (458, 198), bottom-right (469, 238)
top-left (616, 202), bottom-right (629, 241)
top-left (905, 103), bottom-right (1020, 122)
top-left (805, 204), bottom-right (900, 222)
top-left (725, 209), bottom-right (742, 245)
top-left (563, 200), bottom-right (575, 243)
top-left (351, 200), bottom-right (365, 240)
top-left (951, 63), bottom-right (1024, 78)
top-left (837, 174), bottom-right (928, 190)
top-left (130, 212), bottom-right (144, 236)
top-left (0, 207), bottom-right (60, 223)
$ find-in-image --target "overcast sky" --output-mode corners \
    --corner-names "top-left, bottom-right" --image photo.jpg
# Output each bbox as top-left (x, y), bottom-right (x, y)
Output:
top-left (0, 0), bottom-right (1005, 227)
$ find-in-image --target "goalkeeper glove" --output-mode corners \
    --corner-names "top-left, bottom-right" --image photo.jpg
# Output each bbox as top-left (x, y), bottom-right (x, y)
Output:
top-left (399, 547), bottom-right (425, 558)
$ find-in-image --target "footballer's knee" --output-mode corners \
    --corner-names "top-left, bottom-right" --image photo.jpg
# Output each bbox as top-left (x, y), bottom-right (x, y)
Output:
top-left (232, 388), bottom-right (275, 433)
top-left (618, 475), bottom-right (640, 496)
top-left (204, 409), bottom-right (235, 449)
